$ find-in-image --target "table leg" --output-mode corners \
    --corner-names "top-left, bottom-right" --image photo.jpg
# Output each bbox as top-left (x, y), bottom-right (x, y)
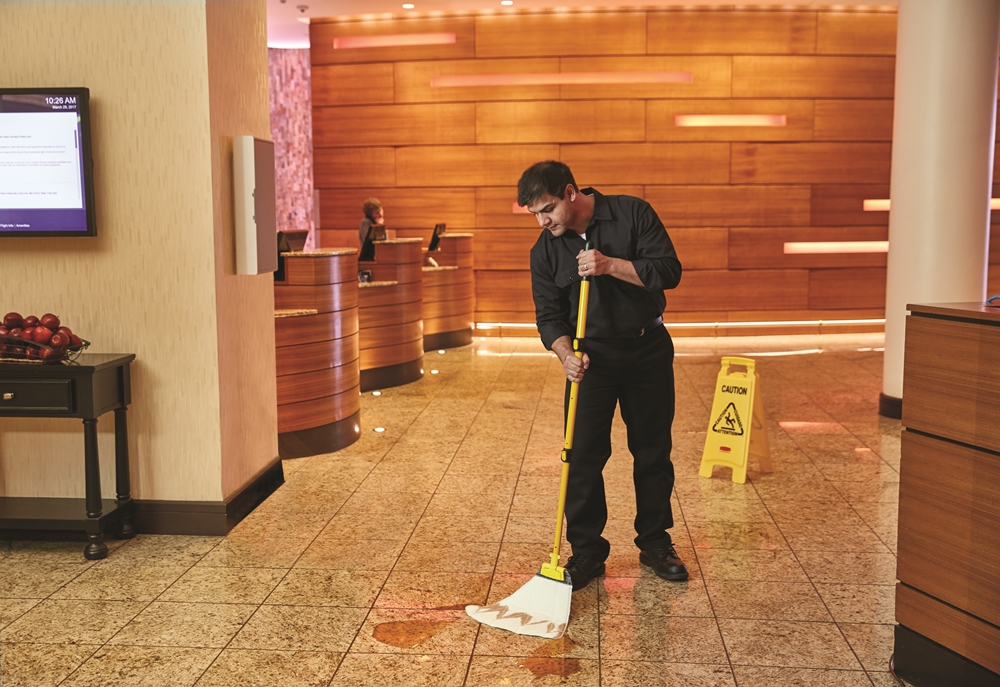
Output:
top-left (114, 407), bottom-right (135, 539)
top-left (83, 418), bottom-right (108, 560)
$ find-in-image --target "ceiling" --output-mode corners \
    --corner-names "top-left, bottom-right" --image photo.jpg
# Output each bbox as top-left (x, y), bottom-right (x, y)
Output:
top-left (266, 0), bottom-right (898, 49)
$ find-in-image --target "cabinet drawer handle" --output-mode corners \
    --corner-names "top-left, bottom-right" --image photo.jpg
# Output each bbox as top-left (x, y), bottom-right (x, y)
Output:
top-left (2, 392), bottom-right (12, 401)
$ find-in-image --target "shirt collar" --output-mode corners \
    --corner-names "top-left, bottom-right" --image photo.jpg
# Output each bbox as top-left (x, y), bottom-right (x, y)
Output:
top-left (544, 187), bottom-right (611, 241)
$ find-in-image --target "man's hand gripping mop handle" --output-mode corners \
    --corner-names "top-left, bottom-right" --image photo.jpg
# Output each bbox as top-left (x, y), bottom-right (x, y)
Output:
top-left (540, 241), bottom-right (591, 583)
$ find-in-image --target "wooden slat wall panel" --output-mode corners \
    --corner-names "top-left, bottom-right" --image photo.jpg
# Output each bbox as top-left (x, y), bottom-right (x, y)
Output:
top-left (672, 228), bottom-right (729, 270)
top-left (476, 271), bottom-right (534, 313)
top-left (896, 584), bottom-right (1000, 677)
top-left (313, 104), bottom-right (475, 148)
top-left (477, 101), bottom-right (646, 144)
top-left (808, 267), bottom-right (886, 309)
top-left (312, 64), bottom-right (394, 106)
top-left (813, 100), bottom-right (894, 141)
top-left (903, 315), bottom-right (1000, 453)
top-left (470, 229), bottom-right (537, 270)
top-left (897, 431), bottom-right (1000, 629)
top-left (561, 143), bottom-right (730, 185)
top-left (732, 143), bottom-right (892, 184)
top-left (811, 185), bottom-right (890, 225)
top-left (647, 99), bottom-right (814, 142)
top-left (313, 147), bottom-right (395, 189)
top-left (733, 56), bottom-right (895, 98)
top-left (729, 226), bottom-right (888, 269)
top-left (278, 388), bottom-right (361, 433)
top-left (669, 269), bottom-right (810, 311)
top-left (474, 186), bottom-right (646, 228)
top-left (647, 10), bottom-right (817, 55)
top-left (396, 145), bottom-right (560, 187)
top-left (319, 187), bottom-right (476, 229)
top-left (276, 334), bottom-right (359, 377)
top-left (309, 8), bottom-right (900, 329)
top-left (395, 58), bottom-right (561, 103)
top-left (310, 17), bottom-right (475, 65)
top-left (558, 56), bottom-right (733, 99)
top-left (817, 11), bottom-right (897, 56)
top-left (475, 12), bottom-right (647, 58)
top-left (277, 365), bottom-right (361, 405)
top-left (646, 185), bottom-right (812, 227)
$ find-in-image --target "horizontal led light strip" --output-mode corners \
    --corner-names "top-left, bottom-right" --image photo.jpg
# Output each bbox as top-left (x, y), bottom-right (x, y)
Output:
top-left (430, 71), bottom-right (693, 88)
top-left (675, 114), bottom-right (787, 127)
top-left (783, 241), bottom-right (889, 254)
top-left (475, 318), bottom-right (885, 330)
top-left (333, 33), bottom-right (456, 49)
top-left (864, 198), bottom-right (1000, 211)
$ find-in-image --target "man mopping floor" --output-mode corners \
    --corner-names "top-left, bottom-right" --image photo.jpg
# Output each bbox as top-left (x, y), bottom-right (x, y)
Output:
top-left (467, 160), bottom-right (688, 640)
top-left (521, 160), bottom-right (688, 591)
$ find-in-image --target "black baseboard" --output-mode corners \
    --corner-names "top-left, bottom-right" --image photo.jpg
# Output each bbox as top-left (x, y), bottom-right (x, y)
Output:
top-left (278, 410), bottom-right (361, 459)
top-left (894, 625), bottom-right (1000, 687)
top-left (879, 392), bottom-right (902, 419)
top-left (133, 457), bottom-right (284, 536)
top-left (360, 357), bottom-right (424, 392)
top-left (423, 329), bottom-right (473, 351)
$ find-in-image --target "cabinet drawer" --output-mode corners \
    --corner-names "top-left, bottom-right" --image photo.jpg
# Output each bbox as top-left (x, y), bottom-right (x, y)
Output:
top-left (0, 379), bottom-right (74, 412)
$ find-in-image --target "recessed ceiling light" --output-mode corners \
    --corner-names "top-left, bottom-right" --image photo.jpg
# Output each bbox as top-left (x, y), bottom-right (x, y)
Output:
top-left (431, 370), bottom-right (439, 374)
top-left (372, 391), bottom-right (382, 396)
top-left (402, 3), bottom-right (414, 7)
top-left (374, 427), bottom-right (386, 433)
top-left (437, 350), bottom-right (445, 354)
top-left (501, 0), bottom-right (513, 4)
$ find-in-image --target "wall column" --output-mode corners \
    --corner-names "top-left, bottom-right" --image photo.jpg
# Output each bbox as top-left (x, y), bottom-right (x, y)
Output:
top-left (881, 0), bottom-right (1000, 417)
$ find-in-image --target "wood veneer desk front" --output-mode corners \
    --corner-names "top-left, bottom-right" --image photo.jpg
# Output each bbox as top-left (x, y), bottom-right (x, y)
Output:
top-left (896, 303), bottom-right (1000, 685)
top-left (0, 353), bottom-right (136, 560)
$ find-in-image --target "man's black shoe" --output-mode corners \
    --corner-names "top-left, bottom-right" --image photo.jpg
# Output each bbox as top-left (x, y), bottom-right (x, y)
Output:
top-left (565, 555), bottom-right (606, 591)
top-left (639, 544), bottom-right (689, 581)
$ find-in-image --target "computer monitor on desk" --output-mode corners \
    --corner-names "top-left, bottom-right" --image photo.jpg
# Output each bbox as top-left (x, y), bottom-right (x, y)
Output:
top-left (427, 223), bottom-right (446, 251)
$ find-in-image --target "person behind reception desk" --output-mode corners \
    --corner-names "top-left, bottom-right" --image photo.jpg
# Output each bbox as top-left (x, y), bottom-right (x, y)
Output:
top-left (520, 160), bottom-right (684, 594)
top-left (359, 197), bottom-right (384, 246)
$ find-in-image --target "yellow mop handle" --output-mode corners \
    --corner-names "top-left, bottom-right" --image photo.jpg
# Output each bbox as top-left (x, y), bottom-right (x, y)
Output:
top-left (540, 241), bottom-right (591, 582)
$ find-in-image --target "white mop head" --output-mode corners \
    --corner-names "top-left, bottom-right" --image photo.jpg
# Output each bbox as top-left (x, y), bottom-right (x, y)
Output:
top-left (466, 572), bottom-right (573, 639)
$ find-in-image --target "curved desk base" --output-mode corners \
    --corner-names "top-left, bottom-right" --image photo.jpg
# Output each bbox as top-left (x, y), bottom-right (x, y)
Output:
top-left (424, 328), bottom-right (473, 351)
top-left (361, 358), bottom-right (424, 392)
top-left (278, 409), bottom-right (361, 459)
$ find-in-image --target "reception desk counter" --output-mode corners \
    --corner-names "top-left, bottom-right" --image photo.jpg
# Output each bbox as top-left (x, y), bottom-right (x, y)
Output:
top-left (274, 249), bottom-right (361, 458)
top-left (358, 239), bottom-right (424, 391)
top-left (422, 233), bottom-right (474, 350)
top-left (895, 302), bottom-right (1000, 684)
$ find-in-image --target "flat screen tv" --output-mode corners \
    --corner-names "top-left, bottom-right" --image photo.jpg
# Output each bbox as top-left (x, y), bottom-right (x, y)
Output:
top-left (0, 87), bottom-right (97, 237)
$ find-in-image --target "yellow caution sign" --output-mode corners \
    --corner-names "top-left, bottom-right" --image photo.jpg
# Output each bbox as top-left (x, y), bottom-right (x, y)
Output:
top-left (699, 356), bottom-right (772, 484)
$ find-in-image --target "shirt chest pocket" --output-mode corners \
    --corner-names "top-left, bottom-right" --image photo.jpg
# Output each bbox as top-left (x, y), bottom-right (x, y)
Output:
top-left (555, 269), bottom-right (578, 289)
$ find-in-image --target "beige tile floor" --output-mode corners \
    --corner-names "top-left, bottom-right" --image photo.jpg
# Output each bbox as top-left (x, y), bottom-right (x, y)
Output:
top-left (0, 333), bottom-right (915, 686)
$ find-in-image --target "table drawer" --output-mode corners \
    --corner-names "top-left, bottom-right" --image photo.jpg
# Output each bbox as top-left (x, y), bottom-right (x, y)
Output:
top-left (0, 379), bottom-right (74, 412)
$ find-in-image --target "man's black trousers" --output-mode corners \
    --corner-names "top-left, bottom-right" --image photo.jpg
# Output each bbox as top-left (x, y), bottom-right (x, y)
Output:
top-left (563, 325), bottom-right (676, 562)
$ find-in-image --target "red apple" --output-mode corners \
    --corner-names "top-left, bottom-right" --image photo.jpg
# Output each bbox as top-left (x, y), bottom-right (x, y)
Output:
top-left (9, 327), bottom-right (22, 338)
top-left (39, 313), bottom-right (60, 330)
top-left (32, 326), bottom-right (53, 344)
top-left (69, 334), bottom-right (83, 348)
top-left (25, 348), bottom-right (37, 359)
top-left (39, 347), bottom-right (57, 360)
top-left (23, 315), bottom-right (39, 328)
top-left (21, 327), bottom-right (34, 340)
top-left (56, 326), bottom-right (73, 338)
top-left (49, 332), bottom-right (69, 348)
top-left (3, 312), bottom-right (22, 328)
top-left (0, 326), bottom-right (8, 337)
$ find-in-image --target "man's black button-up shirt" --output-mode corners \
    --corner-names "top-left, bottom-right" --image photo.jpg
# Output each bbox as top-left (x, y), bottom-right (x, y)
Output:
top-left (529, 188), bottom-right (682, 349)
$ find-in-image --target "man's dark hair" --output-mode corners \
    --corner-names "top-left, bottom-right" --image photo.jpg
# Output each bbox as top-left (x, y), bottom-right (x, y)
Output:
top-left (517, 161), bottom-right (578, 208)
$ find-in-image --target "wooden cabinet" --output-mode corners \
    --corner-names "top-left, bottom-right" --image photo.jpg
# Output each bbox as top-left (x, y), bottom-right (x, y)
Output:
top-left (895, 303), bottom-right (1000, 683)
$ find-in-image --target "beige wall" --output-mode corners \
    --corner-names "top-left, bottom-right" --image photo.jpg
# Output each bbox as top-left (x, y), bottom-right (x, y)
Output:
top-left (0, 1), bottom-right (277, 503)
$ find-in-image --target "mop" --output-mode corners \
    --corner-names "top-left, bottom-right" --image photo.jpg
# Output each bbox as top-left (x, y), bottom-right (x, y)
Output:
top-left (466, 242), bottom-right (592, 640)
